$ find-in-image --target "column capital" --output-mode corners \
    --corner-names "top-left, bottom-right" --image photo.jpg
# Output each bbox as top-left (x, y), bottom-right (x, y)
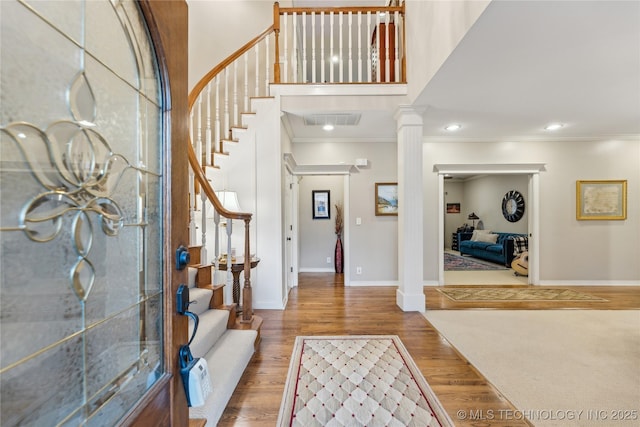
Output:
top-left (394, 105), bottom-right (426, 128)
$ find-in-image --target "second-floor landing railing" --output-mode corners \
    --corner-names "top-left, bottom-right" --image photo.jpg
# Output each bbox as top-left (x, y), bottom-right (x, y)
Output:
top-left (274, 1), bottom-right (406, 84)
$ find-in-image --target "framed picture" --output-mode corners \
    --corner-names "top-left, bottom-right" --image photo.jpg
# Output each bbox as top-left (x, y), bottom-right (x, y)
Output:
top-left (312, 190), bottom-right (330, 219)
top-left (576, 180), bottom-right (627, 220)
top-left (375, 182), bottom-right (398, 216)
top-left (446, 203), bottom-right (461, 214)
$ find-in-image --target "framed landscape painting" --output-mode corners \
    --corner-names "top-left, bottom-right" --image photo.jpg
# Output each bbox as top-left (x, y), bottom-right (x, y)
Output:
top-left (375, 182), bottom-right (398, 216)
top-left (576, 180), bottom-right (627, 220)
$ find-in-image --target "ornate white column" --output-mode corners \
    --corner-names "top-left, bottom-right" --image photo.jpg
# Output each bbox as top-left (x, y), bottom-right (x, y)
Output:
top-left (395, 106), bottom-right (425, 311)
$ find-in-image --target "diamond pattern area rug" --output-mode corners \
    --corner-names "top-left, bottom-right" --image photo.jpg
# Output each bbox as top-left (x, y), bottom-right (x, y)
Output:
top-left (438, 287), bottom-right (608, 302)
top-left (277, 336), bottom-right (453, 427)
top-left (444, 252), bottom-right (507, 271)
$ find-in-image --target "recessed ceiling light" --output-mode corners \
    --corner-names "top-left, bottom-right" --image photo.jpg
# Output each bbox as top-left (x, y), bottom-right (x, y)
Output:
top-left (544, 123), bottom-right (564, 131)
top-left (331, 55), bottom-right (339, 63)
top-left (322, 124), bottom-right (334, 131)
top-left (444, 124), bottom-right (461, 131)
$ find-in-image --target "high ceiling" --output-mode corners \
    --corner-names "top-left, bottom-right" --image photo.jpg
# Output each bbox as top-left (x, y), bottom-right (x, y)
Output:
top-left (284, 0), bottom-right (640, 142)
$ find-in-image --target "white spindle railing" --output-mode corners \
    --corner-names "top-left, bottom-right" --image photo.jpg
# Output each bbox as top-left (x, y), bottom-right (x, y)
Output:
top-left (274, 2), bottom-right (406, 83)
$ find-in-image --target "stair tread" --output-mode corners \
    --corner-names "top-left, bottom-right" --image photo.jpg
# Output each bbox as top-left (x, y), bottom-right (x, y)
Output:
top-left (188, 309), bottom-right (229, 358)
top-left (188, 329), bottom-right (257, 424)
top-left (188, 287), bottom-right (214, 316)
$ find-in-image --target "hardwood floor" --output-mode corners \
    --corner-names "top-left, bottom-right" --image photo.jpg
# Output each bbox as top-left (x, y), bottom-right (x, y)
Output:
top-left (218, 273), bottom-right (639, 426)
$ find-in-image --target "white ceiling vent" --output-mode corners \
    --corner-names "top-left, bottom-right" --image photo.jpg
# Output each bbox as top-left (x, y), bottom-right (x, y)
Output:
top-left (303, 113), bottom-right (362, 127)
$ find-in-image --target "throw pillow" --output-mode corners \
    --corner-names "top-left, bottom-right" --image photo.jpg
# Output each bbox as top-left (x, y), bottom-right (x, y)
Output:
top-left (476, 233), bottom-right (498, 244)
top-left (471, 229), bottom-right (492, 241)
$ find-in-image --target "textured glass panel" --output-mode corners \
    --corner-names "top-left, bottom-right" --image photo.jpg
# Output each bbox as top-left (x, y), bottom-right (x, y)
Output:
top-left (85, 54), bottom-right (138, 162)
top-left (146, 176), bottom-right (163, 293)
top-left (0, 335), bottom-right (84, 427)
top-left (0, 134), bottom-right (83, 368)
top-left (84, 223), bottom-right (140, 325)
top-left (86, 305), bottom-right (141, 398)
top-left (85, 294), bottom-right (163, 426)
top-left (22, 0), bottom-right (84, 45)
top-left (121, 0), bottom-right (161, 106)
top-left (0, 1), bottom-right (81, 127)
top-left (141, 95), bottom-right (162, 176)
top-left (85, 0), bottom-right (138, 89)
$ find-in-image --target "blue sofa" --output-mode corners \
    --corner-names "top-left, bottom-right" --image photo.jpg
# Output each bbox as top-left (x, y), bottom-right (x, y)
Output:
top-left (458, 232), bottom-right (527, 266)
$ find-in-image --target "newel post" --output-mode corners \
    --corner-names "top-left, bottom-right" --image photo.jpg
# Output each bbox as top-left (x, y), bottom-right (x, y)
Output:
top-left (241, 218), bottom-right (253, 322)
top-left (273, 2), bottom-right (281, 83)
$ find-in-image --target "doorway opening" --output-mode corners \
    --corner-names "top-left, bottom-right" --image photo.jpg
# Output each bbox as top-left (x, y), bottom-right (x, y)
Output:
top-left (434, 163), bottom-right (546, 286)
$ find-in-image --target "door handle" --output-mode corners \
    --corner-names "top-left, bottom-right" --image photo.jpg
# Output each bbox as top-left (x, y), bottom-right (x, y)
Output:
top-left (176, 245), bottom-right (190, 270)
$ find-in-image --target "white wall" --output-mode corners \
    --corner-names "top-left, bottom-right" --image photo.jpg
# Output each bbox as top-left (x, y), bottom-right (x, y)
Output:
top-left (404, 0), bottom-right (490, 104)
top-left (443, 181), bottom-right (464, 248)
top-left (425, 139), bottom-right (640, 283)
top-left (293, 141), bottom-right (398, 283)
top-left (298, 175), bottom-right (344, 271)
top-left (464, 175), bottom-right (529, 234)
top-left (187, 0), bottom-right (284, 90)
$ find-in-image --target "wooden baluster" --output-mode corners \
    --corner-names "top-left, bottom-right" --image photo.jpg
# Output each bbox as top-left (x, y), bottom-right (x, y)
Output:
top-left (311, 11), bottom-right (316, 83)
top-left (367, 12), bottom-right (372, 82)
top-left (348, 11), bottom-right (353, 83)
top-left (244, 52), bottom-right (249, 111)
top-left (205, 83), bottom-right (212, 166)
top-left (242, 219), bottom-right (252, 323)
top-left (283, 12), bottom-right (288, 83)
top-left (225, 218), bottom-right (233, 305)
top-left (330, 11), bottom-right (334, 83)
top-left (224, 68), bottom-right (229, 139)
top-left (320, 12), bottom-right (325, 83)
top-left (233, 61), bottom-right (238, 128)
top-left (394, 10), bottom-right (400, 83)
top-left (376, 11), bottom-right (380, 82)
top-left (339, 12), bottom-right (343, 83)
top-left (385, 12), bottom-right (390, 83)
top-left (273, 1), bottom-right (280, 83)
top-left (215, 75), bottom-right (220, 154)
top-left (302, 12), bottom-right (307, 83)
top-left (357, 11), bottom-right (362, 83)
top-left (293, 12), bottom-right (298, 83)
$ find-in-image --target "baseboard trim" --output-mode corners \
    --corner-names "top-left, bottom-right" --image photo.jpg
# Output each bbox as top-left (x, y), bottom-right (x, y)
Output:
top-left (423, 280), bottom-right (440, 287)
top-left (539, 280), bottom-right (640, 286)
top-left (348, 280), bottom-right (399, 287)
top-left (299, 268), bottom-right (335, 273)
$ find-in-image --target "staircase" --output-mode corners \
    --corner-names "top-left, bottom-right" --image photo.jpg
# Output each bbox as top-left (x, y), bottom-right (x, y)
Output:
top-left (184, 247), bottom-right (261, 426)
top-left (185, 2), bottom-right (407, 425)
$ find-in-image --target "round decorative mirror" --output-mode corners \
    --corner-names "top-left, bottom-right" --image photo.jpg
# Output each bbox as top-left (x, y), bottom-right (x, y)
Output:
top-left (502, 190), bottom-right (525, 222)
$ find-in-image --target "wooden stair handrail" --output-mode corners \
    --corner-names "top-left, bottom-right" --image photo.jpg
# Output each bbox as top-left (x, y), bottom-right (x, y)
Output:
top-left (188, 25), bottom-right (268, 323)
top-left (186, 148), bottom-right (252, 222)
top-left (189, 24), bottom-right (275, 108)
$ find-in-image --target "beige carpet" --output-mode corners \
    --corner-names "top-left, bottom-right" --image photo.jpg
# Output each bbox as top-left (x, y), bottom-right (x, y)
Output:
top-left (437, 288), bottom-right (607, 302)
top-left (277, 335), bottom-right (453, 427)
top-left (423, 310), bottom-right (640, 426)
